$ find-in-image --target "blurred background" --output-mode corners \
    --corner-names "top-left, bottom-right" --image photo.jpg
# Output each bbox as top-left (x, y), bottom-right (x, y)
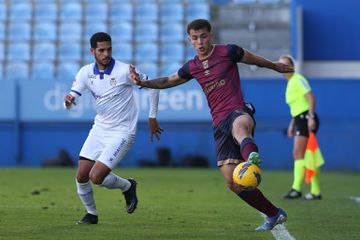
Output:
top-left (0, 0), bottom-right (359, 171)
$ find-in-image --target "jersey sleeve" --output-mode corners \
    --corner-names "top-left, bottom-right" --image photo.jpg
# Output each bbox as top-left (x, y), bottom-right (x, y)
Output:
top-left (227, 44), bottom-right (245, 63)
top-left (69, 67), bottom-right (87, 99)
top-left (147, 87), bottom-right (159, 118)
top-left (177, 62), bottom-right (193, 80)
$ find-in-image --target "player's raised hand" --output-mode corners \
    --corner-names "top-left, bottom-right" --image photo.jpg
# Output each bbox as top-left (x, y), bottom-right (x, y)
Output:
top-left (129, 64), bottom-right (142, 86)
top-left (148, 118), bottom-right (163, 142)
top-left (273, 62), bottom-right (294, 73)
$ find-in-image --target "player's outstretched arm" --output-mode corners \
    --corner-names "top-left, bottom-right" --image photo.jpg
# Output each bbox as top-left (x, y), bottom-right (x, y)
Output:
top-left (241, 50), bottom-right (294, 73)
top-left (129, 65), bottom-right (189, 89)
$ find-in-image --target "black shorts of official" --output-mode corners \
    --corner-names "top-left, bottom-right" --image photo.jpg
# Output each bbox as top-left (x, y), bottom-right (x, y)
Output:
top-left (294, 110), bottom-right (320, 137)
top-left (214, 107), bottom-right (256, 167)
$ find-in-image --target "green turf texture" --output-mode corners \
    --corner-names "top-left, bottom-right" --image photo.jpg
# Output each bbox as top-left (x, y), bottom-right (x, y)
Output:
top-left (0, 168), bottom-right (359, 240)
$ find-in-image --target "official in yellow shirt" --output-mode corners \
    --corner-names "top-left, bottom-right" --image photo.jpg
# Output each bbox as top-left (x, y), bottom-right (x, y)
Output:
top-left (279, 55), bottom-right (322, 200)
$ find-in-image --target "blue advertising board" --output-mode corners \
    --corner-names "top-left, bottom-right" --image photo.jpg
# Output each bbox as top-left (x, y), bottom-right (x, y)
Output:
top-left (16, 80), bottom-right (211, 122)
top-left (0, 81), bottom-right (16, 120)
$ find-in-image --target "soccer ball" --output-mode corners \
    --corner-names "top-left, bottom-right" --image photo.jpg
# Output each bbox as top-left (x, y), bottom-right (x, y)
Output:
top-left (233, 162), bottom-right (262, 191)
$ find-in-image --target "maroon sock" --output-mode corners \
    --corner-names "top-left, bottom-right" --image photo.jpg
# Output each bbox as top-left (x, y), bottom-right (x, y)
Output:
top-left (238, 189), bottom-right (278, 217)
top-left (240, 138), bottom-right (258, 160)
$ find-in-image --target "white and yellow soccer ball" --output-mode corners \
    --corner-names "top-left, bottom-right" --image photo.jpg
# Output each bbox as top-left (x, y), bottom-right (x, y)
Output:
top-left (233, 162), bottom-right (262, 191)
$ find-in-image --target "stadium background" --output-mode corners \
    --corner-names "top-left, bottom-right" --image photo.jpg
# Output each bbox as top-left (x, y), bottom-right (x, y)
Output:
top-left (0, 0), bottom-right (359, 171)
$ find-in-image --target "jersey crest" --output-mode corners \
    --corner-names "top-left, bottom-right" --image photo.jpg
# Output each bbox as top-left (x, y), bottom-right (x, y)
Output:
top-left (110, 77), bottom-right (117, 86)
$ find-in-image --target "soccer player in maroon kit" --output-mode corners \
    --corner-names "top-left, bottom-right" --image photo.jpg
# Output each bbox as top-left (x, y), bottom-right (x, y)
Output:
top-left (130, 19), bottom-right (294, 230)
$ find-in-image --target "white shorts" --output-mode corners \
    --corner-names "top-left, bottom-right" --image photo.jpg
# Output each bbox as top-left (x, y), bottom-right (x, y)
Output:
top-left (79, 126), bottom-right (135, 169)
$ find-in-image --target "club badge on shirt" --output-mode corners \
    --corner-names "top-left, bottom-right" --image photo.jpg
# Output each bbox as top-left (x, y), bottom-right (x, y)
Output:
top-left (110, 77), bottom-right (117, 86)
top-left (202, 60), bottom-right (209, 69)
top-left (88, 75), bottom-right (96, 85)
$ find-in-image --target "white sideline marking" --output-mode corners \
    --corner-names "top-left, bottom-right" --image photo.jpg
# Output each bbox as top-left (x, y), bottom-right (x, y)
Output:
top-left (350, 196), bottom-right (360, 204)
top-left (260, 214), bottom-right (296, 240)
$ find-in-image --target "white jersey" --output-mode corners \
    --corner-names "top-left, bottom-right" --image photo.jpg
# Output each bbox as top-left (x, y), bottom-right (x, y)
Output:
top-left (69, 58), bottom-right (159, 134)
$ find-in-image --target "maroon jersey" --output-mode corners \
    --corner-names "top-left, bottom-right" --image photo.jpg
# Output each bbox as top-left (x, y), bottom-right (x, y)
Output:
top-left (178, 44), bottom-right (245, 127)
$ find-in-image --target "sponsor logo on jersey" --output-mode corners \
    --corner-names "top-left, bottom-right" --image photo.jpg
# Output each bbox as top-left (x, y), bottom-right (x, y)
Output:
top-left (203, 79), bottom-right (226, 94)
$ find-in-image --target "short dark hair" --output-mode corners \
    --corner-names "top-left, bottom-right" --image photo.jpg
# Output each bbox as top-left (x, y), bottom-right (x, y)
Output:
top-left (90, 32), bottom-right (111, 48)
top-left (187, 19), bottom-right (211, 34)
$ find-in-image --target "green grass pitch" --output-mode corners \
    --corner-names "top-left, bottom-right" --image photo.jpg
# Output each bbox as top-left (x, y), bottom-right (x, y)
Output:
top-left (0, 168), bottom-right (359, 240)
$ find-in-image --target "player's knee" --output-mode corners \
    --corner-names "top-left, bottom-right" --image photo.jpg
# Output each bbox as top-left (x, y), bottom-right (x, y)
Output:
top-left (76, 173), bottom-right (90, 183)
top-left (89, 172), bottom-right (105, 185)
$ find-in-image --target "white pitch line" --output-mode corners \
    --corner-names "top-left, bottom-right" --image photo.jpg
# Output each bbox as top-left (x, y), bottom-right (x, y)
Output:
top-left (260, 214), bottom-right (296, 240)
top-left (350, 196), bottom-right (360, 204)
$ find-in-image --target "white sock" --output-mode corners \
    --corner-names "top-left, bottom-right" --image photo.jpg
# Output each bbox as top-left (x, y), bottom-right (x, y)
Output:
top-left (100, 172), bottom-right (131, 192)
top-left (76, 180), bottom-right (98, 216)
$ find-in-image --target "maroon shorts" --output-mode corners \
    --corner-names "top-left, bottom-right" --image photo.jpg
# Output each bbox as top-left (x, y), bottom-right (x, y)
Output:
top-left (214, 106), bottom-right (255, 167)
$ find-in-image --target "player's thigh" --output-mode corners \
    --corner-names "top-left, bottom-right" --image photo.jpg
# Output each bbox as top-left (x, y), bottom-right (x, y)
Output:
top-left (232, 114), bottom-right (254, 142)
top-left (97, 133), bottom-right (135, 169)
top-left (293, 135), bottom-right (308, 159)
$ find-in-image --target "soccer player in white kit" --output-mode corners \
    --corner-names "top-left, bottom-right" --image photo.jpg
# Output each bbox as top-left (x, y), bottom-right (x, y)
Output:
top-left (64, 32), bottom-right (162, 224)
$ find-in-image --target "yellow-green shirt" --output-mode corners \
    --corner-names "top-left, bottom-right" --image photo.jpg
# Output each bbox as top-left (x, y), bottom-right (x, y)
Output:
top-left (285, 73), bottom-right (311, 117)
